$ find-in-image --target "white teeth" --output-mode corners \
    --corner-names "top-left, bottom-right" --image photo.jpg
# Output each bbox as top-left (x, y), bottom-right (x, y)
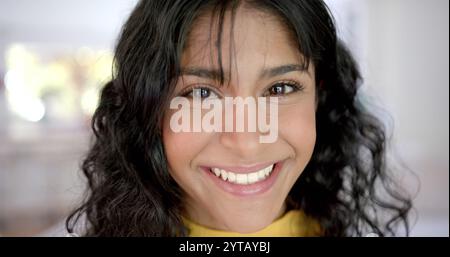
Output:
top-left (264, 165), bottom-right (273, 176)
top-left (236, 174), bottom-right (248, 185)
top-left (227, 172), bottom-right (236, 183)
top-left (247, 173), bottom-right (258, 184)
top-left (212, 168), bottom-right (221, 177)
top-left (220, 169), bottom-right (228, 181)
top-left (210, 163), bottom-right (275, 185)
top-left (258, 169), bottom-right (265, 180)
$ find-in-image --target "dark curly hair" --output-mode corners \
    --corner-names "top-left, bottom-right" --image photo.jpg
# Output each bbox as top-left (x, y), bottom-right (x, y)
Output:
top-left (66, 0), bottom-right (412, 236)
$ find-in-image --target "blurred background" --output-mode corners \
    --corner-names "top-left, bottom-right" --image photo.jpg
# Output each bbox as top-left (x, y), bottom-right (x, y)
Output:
top-left (0, 0), bottom-right (448, 236)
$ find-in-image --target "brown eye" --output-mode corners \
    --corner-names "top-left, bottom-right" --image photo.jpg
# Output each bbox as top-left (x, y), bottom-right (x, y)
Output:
top-left (266, 82), bottom-right (302, 96)
top-left (183, 87), bottom-right (219, 99)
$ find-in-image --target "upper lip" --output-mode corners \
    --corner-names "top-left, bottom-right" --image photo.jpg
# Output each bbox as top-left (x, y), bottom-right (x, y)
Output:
top-left (202, 161), bottom-right (278, 174)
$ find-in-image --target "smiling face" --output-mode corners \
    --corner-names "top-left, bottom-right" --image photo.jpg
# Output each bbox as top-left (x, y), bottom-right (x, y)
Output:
top-left (162, 6), bottom-right (317, 233)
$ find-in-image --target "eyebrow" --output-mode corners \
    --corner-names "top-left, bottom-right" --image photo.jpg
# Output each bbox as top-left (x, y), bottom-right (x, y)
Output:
top-left (261, 64), bottom-right (309, 78)
top-left (180, 64), bottom-right (309, 81)
top-left (181, 67), bottom-right (224, 81)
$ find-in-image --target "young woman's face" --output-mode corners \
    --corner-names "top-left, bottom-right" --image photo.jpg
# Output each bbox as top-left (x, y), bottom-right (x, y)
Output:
top-left (162, 7), bottom-right (317, 233)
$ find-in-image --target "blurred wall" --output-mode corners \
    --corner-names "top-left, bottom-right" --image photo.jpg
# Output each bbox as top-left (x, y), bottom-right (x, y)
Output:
top-left (364, 0), bottom-right (449, 236)
top-left (329, 0), bottom-right (449, 236)
top-left (0, 0), bottom-right (138, 236)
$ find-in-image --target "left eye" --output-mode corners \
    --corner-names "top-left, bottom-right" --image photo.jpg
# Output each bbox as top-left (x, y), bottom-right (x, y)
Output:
top-left (265, 82), bottom-right (301, 96)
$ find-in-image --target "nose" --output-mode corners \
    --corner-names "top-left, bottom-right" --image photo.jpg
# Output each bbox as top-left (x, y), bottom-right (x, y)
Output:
top-left (219, 130), bottom-right (265, 158)
top-left (218, 99), bottom-right (267, 158)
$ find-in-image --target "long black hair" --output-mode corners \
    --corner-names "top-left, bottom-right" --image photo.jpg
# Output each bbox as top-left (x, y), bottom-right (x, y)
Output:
top-left (66, 0), bottom-right (412, 236)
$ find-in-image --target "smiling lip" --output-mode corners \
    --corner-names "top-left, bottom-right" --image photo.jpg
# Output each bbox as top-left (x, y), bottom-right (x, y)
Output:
top-left (200, 161), bottom-right (284, 197)
top-left (203, 161), bottom-right (277, 174)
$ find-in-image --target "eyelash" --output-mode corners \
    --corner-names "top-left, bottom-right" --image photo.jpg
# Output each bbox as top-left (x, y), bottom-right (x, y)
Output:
top-left (179, 85), bottom-right (219, 99)
top-left (263, 80), bottom-right (304, 97)
top-left (179, 80), bottom-right (304, 99)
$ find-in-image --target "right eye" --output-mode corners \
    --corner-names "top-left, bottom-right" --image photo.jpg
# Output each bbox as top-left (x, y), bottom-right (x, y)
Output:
top-left (182, 86), bottom-right (220, 99)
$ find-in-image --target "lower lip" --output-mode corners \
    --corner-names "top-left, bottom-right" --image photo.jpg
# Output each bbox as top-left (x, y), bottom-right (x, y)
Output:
top-left (201, 161), bottom-right (284, 197)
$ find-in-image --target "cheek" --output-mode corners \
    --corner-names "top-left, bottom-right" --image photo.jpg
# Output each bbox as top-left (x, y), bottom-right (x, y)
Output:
top-left (163, 132), bottom-right (195, 167)
top-left (162, 114), bottom-right (210, 189)
top-left (278, 102), bottom-right (317, 167)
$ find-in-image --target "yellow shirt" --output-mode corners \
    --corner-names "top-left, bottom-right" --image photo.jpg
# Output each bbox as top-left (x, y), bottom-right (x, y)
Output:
top-left (183, 210), bottom-right (322, 237)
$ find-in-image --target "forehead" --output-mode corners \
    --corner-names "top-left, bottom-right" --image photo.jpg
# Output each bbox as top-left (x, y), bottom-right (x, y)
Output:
top-left (181, 6), bottom-right (304, 69)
